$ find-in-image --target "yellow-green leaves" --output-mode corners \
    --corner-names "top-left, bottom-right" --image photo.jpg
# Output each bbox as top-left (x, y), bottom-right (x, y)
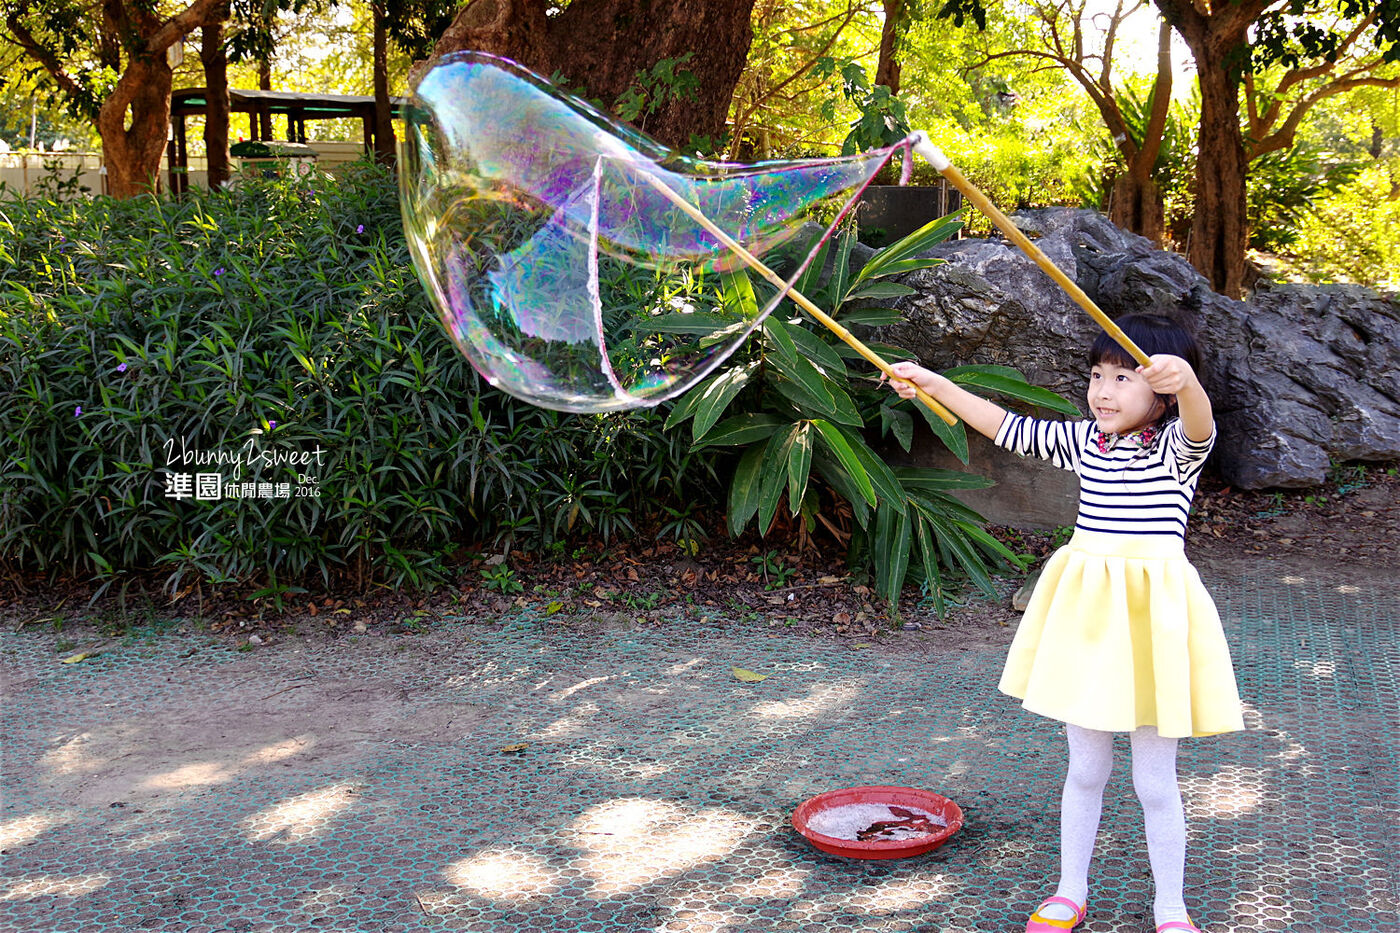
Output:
top-left (731, 667), bottom-right (768, 683)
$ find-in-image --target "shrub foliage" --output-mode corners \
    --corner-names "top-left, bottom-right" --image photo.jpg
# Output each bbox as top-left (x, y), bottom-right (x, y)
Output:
top-left (0, 165), bottom-right (720, 600)
top-left (1, 164), bottom-right (1070, 612)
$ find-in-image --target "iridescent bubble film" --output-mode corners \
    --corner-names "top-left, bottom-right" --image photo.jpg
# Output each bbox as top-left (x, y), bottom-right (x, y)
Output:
top-left (400, 52), bottom-right (904, 412)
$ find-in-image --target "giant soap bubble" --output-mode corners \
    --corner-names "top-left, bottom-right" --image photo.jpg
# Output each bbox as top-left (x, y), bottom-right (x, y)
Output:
top-left (400, 52), bottom-right (912, 413)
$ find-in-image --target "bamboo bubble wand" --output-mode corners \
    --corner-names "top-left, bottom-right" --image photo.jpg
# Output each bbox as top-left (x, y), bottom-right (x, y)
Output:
top-left (638, 172), bottom-right (960, 426)
top-left (909, 133), bottom-right (1152, 368)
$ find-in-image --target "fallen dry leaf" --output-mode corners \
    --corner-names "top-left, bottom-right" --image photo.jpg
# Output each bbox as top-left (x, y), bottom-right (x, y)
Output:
top-left (732, 667), bottom-right (768, 683)
top-left (500, 743), bottom-right (530, 753)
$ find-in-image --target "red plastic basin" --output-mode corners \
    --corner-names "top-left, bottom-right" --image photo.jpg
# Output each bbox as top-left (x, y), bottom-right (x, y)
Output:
top-left (791, 785), bottom-right (963, 860)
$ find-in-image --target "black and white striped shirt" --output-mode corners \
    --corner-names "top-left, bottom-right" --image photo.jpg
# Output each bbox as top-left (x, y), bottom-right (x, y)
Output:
top-left (994, 415), bottom-right (1215, 539)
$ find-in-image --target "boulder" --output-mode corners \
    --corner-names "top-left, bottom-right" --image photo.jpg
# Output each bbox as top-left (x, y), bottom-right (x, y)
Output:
top-left (878, 207), bottom-right (1400, 490)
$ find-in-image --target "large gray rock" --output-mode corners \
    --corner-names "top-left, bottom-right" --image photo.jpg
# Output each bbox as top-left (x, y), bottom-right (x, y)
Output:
top-left (879, 207), bottom-right (1400, 489)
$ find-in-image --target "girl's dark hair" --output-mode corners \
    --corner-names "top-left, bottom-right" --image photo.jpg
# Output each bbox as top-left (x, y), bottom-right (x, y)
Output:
top-left (1088, 313), bottom-right (1201, 425)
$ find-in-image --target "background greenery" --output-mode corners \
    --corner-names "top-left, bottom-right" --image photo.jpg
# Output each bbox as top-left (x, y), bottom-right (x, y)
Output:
top-left (2, 165), bottom-right (1072, 610)
top-left (0, 165), bottom-right (725, 603)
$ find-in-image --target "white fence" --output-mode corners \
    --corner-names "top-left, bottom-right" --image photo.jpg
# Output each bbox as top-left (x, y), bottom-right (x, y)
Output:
top-left (0, 141), bottom-right (375, 198)
top-left (0, 152), bottom-right (105, 197)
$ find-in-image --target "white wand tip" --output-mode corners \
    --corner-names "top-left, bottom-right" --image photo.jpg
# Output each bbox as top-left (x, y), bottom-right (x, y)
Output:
top-left (910, 133), bottom-right (951, 172)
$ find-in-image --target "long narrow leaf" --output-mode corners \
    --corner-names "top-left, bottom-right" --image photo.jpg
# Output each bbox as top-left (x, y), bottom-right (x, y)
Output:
top-left (847, 430), bottom-right (907, 516)
top-left (691, 361), bottom-right (758, 441)
top-left (850, 213), bottom-right (964, 287)
top-left (727, 443), bottom-right (767, 535)
top-left (946, 365), bottom-right (1080, 416)
top-left (911, 398), bottom-right (970, 463)
top-left (894, 465), bottom-right (995, 491)
top-left (757, 426), bottom-right (800, 535)
top-left (695, 413), bottom-right (785, 448)
top-left (912, 516), bottom-right (945, 617)
top-left (787, 421), bottom-right (813, 516)
top-left (873, 504), bottom-right (912, 606)
top-left (811, 419), bottom-right (877, 507)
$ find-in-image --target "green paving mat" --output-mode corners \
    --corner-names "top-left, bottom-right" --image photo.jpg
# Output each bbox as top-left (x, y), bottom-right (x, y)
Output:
top-left (1, 569), bottom-right (1395, 932)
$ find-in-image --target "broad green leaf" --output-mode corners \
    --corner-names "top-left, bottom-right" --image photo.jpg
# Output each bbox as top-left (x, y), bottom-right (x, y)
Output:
top-left (663, 372), bottom-right (710, 428)
top-left (788, 325), bottom-right (847, 377)
top-left (844, 281), bottom-right (918, 301)
top-left (880, 403), bottom-right (914, 452)
top-left (865, 257), bottom-right (945, 277)
top-left (757, 426), bottom-right (799, 534)
top-left (847, 431), bottom-right (907, 515)
top-left (836, 306), bottom-right (904, 327)
top-left (720, 267), bottom-right (759, 318)
top-left (787, 421), bottom-right (814, 515)
top-left (912, 516), bottom-right (945, 617)
top-left (644, 312), bottom-right (746, 334)
top-left (773, 377), bottom-right (862, 427)
top-left (727, 443), bottom-right (767, 535)
top-left (769, 351), bottom-right (835, 412)
top-left (909, 488), bottom-right (988, 524)
top-left (696, 413), bottom-right (786, 447)
top-left (917, 506), bottom-right (996, 595)
top-left (830, 229), bottom-right (856, 309)
top-left (894, 465), bottom-right (995, 491)
top-left (812, 419), bottom-right (877, 507)
top-left (911, 398), bottom-right (970, 463)
top-left (815, 457), bottom-right (872, 528)
top-left (691, 361), bottom-right (758, 441)
top-left (873, 504), bottom-right (912, 606)
top-left (762, 317), bottom-right (802, 365)
top-left (851, 213), bottom-right (964, 286)
top-left (946, 365), bottom-right (1080, 415)
top-left (793, 233), bottom-right (832, 296)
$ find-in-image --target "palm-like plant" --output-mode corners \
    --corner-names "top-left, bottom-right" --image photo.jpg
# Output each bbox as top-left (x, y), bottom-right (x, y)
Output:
top-left (663, 213), bottom-right (1079, 613)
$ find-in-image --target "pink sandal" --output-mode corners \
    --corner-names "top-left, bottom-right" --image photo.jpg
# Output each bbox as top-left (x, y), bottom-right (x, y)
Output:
top-left (1026, 896), bottom-right (1087, 932)
top-left (1157, 922), bottom-right (1202, 933)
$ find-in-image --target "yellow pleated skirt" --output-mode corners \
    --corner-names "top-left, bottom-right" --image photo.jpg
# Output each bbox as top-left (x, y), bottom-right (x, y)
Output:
top-left (998, 530), bottom-right (1244, 738)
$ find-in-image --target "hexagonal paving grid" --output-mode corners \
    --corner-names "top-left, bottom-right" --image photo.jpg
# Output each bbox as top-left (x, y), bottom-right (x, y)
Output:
top-left (1, 567), bottom-right (1395, 932)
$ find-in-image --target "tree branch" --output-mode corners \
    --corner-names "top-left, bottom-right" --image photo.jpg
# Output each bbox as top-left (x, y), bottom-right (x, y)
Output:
top-left (728, 2), bottom-right (861, 141)
top-left (4, 8), bottom-right (96, 117)
top-left (1249, 73), bottom-right (1400, 159)
top-left (1136, 16), bottom-right (1173, 171)
top-left (147, 0), bottom-right (228, 55)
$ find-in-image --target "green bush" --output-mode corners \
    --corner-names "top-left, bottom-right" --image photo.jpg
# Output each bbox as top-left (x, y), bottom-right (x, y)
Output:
top-left (1, 162), bottom-right (1070, 614)
top-left (0, 163), bottom-right (721, 600)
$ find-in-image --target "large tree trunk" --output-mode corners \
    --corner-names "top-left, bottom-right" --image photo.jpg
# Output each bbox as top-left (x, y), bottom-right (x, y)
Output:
top-left (1187, 46), bottom-right (1250, 299)
top-left (372, 2), bottom-right (396, 164)
top-left (875, 0), bottom-right (903, 94)
top-left (257, 55), bottom-right (273, 139)
top-left (432, 0), bottom-right (756, 149)
top-left (201, 10), bottom-right (231, 190)
top-left (98, 55), bottom-right (174, 197)
top-left (1155, 0), bottom-right (1264, 298)
top-left (1106, 21), bottom-right (1171, 244)
top-left (1109, 172), bottom-right (1165, 243)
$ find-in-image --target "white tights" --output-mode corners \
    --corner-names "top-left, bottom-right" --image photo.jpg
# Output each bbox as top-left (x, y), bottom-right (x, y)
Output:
top-left (1041, 724), bottom-right (1191, 927)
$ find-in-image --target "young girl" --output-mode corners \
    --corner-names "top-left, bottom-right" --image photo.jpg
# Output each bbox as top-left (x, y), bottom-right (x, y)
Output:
top-left (885, 314), bottom-right (1243, 933)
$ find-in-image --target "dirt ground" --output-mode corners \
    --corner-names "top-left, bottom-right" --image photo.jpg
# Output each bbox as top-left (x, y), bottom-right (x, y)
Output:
top-left (3, 461), bottom-right (1396, 654)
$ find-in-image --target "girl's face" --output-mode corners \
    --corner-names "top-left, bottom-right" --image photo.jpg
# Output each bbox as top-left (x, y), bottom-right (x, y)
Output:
top-left (1088, 361), bottom-right (1166, 434)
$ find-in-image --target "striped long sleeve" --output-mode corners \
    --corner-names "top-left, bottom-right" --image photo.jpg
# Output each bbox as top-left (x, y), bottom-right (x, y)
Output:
top-left (995, 415), bottom-right (1215, 538)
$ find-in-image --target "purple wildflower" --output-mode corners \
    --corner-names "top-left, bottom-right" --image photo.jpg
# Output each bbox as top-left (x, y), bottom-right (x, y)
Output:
top-left (214, 267), bottom-right (225, 277)
top-left (75, 406), bottom-right (82, 417)
top-left (356, 224), bottom-right (365, 234)
top-left (269, 420), bottom-right (278, 429)
top-left (117, 362), bottom-right (128, 373)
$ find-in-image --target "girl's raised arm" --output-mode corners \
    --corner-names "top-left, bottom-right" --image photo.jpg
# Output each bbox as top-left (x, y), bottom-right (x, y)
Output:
top-left (1139, 354), bottom-right (1214, 443)
top-left (886, 362), bottom-right (1009, 441)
